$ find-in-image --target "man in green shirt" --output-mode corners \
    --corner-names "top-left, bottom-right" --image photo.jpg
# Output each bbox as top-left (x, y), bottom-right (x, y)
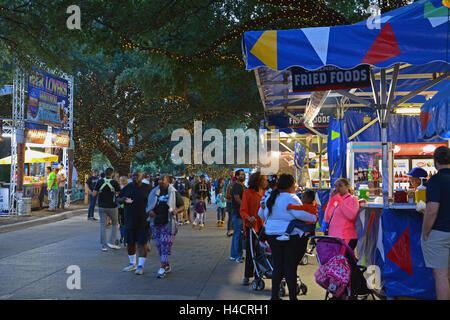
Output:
top-left (46, 166), bottom-right (58, 211)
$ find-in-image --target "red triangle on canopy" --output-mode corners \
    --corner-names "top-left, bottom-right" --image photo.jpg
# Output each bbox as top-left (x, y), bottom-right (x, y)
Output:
top-left (420, 112), bottom-right (433, 135)
top-left (361, 23), bottom-right (402, 65)
top-left (386, 227), bottom-right (413, 276)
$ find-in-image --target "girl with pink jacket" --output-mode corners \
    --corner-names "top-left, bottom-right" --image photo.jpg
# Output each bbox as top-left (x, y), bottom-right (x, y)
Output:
top-left (324, 178), bottom-right (360, 250)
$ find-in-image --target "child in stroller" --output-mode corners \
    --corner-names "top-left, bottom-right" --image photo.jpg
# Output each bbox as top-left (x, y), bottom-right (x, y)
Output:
top-left (310, 235), bottom-right (379, 300)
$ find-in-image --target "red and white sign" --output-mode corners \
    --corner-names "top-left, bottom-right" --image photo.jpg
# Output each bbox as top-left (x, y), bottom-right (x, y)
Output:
top-left (393, 143), bottom-right (447, 156)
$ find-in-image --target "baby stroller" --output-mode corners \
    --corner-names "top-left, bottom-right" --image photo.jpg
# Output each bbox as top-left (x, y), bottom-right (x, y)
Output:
top-left (249, 225), bottom-right (308, 297)
top-left (310, 235), bottom-right (377, 300)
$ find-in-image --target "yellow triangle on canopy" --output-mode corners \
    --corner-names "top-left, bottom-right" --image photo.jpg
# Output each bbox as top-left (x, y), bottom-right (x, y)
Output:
top-left (331, 130), bottom-right (340, 141)
top-left (250, 30), bottom-right (277, 70)
top-left (264, 121), bottom-right (276, 131)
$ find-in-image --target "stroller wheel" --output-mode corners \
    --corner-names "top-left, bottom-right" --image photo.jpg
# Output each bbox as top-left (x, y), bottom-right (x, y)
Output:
top-left (251, 279), bottom-right (259, 291)
top-left (299, 283), bottom-right (308, 295)
top-left (299, 255), bottom-right (308, 265)
top-left (257, 279), bottom-right (265, 290)
top-left (279, 286), bottom-right (286, 297)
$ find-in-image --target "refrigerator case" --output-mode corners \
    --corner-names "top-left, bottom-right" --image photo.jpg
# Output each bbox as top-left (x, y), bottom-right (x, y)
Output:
top-left (347, 141), bottom-right (394, 201)
top-left (389, 159), bottom-right (410, 190)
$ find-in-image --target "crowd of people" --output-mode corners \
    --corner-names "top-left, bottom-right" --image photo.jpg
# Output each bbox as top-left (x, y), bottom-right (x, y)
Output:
top-left (85, 169), bottom-right (223, 279)
top-left (80, 166), bottom-right (369, 298)
top-left (82, 145), bottom-right (450, 300)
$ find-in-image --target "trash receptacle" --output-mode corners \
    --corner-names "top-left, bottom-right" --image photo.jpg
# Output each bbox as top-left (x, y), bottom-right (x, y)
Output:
top-left (18, 197), bottom-right (32, 216)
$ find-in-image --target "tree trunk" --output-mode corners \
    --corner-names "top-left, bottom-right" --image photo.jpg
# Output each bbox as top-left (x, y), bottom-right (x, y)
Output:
top-left (73, 146), bottom-right (94, 184)
top-left (113, 160), bottom-right (132, 177)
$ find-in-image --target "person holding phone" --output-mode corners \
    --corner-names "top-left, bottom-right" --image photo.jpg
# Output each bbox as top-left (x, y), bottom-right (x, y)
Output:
top-left (324, 178), bottom-right (360, 250)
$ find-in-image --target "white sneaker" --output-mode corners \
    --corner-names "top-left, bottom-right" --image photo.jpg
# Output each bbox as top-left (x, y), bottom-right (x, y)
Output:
top-left (156, 267), bottom-right (166, 278)
top-left (122, 263), bottom-right (137, 272)
top-left (135, 266), bottom-right (144, 275)
top-left (276, 234), bottom-right (290, 241)
top-left (164, 265), bottom-right (171, 273)
top-left (107, 243), bottom-right (120, 250)
top-left (101, 246), bottom-right (108, 252)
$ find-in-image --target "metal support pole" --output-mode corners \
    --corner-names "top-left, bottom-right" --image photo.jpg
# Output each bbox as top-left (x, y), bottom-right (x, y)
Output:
top-left (319, 136), bottom-right (323, 188)
top-left (10, 67), bottom-right (25, 215)
top-left (65, 75), bottom-right (74, 208)
top-left (379, 69), bottom-right (389, 208)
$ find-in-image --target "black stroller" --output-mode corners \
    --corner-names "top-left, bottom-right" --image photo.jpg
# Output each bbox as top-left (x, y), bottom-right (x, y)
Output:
top-left (248, 225), bottom-right (308, 297)
top-left (309, 235), bottom-right (383, 300)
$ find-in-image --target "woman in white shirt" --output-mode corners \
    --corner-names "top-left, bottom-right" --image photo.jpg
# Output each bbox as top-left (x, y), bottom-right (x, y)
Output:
top-left (259, 174), bottom-right (317, 300)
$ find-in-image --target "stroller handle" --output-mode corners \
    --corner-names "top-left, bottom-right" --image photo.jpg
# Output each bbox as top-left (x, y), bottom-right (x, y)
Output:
top-left (309, 235), bottom-right (347, 248)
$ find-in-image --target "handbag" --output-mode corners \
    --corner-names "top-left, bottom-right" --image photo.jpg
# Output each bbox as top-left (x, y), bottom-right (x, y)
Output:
top-left (323, 206), bottom-right (337, 236)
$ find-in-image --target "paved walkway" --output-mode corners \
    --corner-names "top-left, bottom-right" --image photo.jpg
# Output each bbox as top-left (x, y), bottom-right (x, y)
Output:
top-left (0, 201), bottom-right (88, 228)
top-left (0, 205), bottom-right (325, 300)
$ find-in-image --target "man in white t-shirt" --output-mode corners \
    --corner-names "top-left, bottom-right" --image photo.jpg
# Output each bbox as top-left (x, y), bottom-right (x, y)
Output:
top-left (57, 163), bottom-right (67, 209)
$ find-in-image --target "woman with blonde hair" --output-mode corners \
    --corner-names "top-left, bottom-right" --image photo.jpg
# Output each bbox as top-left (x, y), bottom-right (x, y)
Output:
top-left (324, 178), bottom-right (360, 250)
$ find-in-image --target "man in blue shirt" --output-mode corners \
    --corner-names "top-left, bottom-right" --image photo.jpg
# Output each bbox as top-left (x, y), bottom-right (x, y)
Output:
top-left (422, 146), bottom-right (450, 300)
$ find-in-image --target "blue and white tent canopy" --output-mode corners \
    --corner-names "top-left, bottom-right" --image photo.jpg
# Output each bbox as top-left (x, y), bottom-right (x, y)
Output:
top-left (419, 81), bottom-right (450, 139)
top-left (244, 0), bottom-right (448, 71)
top-left (244, 0), bottom-right (449, 125)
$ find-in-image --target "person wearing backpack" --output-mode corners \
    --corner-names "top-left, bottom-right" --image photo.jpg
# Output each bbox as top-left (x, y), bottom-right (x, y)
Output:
top-left (92, 167), bottom-right (121, 252)
top-left (146, 174), bottom-right (185, 278)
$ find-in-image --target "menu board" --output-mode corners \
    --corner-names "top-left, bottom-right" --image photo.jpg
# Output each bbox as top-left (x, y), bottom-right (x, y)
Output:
top-left (412, 158), bottom-right (437, 177)
top-left (51, 128), bottom-right (70, 148)
top-left (27, 71), bottom-right (69, 127)
top-left (25, 122), bottom-right (48, 144)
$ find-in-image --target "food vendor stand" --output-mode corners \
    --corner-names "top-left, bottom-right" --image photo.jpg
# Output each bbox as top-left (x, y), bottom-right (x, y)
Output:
top-left (1, 67), bottom-right (74, 215)
top-left (0, 149), bottom-right (59, 211)
top-left (243, 0), bottom-right (449, 299)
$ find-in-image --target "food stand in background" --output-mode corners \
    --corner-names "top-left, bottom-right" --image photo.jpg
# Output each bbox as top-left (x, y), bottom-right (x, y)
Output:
top-left (0, 148), bottom-right (59, 210)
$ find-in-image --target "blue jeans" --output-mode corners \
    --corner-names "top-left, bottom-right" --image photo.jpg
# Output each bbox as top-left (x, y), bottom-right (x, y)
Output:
top-left (57, 186), bottom-right (65, 209)
top-left (226, 202), bottom-right (233, 232)
top-left (88, 194), bottom-right (97, 218)
top-left (230, 213), bottom-right (243, 259)
top-left (48, 189), bottom-right (58, 211)
top-left (217, 207), bottom-right (225, 221)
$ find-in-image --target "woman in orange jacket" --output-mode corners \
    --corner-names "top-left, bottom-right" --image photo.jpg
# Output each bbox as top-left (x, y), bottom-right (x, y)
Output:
top-left (240, 171), bottom-right (268, 286)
